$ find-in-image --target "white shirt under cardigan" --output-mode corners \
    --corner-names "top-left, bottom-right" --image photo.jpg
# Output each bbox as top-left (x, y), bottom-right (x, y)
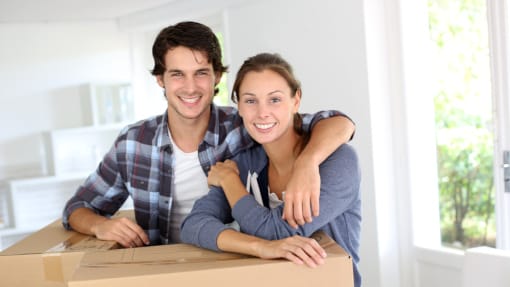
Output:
top-left (245, 171), bottom-right (284, 209)
top-left (180, 143), bottom-right (363, 287)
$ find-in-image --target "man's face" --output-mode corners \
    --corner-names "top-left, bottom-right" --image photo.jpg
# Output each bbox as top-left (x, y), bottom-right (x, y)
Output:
top-left (157, 46), bottom-right (219, 123)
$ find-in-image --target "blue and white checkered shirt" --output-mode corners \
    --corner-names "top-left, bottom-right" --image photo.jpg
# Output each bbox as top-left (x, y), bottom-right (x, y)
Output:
top-left (62, 103), bottom-right (344, 244)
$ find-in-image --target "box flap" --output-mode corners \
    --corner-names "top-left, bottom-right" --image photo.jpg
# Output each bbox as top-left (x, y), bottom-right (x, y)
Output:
top-left (0, 210), bottom-right (133, 256)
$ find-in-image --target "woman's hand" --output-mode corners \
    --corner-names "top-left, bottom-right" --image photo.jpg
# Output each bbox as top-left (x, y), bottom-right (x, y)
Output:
top-left (207, 159), bottom-right (240, 187)
top-left (255, 235), bottom-right (327, 268)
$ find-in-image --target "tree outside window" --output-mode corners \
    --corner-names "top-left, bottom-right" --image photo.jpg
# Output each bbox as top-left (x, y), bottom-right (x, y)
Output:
top-left (428, 0), bottom-right (496, 248)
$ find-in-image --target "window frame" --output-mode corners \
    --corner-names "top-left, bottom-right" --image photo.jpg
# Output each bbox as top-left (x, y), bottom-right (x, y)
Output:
top-left (487, 0), bottom-right (510, 250)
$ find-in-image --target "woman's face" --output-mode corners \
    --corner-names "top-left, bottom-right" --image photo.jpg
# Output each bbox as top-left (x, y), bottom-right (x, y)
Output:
top-left (238, 69), bottom-right (300, 145)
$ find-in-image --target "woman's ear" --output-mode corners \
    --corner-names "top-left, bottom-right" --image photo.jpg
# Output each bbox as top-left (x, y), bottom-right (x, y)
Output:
top-left (293, 89), bottom-right (302, 113)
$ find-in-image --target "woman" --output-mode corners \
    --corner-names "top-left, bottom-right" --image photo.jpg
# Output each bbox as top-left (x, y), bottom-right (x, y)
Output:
top-left (181, 53), bottom-right (361, 286)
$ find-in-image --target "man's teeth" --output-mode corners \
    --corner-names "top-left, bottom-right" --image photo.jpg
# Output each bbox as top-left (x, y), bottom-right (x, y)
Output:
top-left (255, 123), bottom-right (275, 129)
top-left (181, 97), bottom-right (199, 104)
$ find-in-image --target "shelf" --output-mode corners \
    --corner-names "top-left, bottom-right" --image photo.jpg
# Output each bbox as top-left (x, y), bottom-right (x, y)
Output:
top-left (1, 82), bottom-right (136, 251)
top-left (43, 125), bottom-right (124, 176)
top-left (81, 83), bottom-right (135, 127)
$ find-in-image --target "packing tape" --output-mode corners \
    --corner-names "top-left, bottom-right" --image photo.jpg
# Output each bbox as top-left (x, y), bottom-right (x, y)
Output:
top-left (41, 234), bottom-right (119, 282)
top-left (42, 253), bottom-right (65, 282)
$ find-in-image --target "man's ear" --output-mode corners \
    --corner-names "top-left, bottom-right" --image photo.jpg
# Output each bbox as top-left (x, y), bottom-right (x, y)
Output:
top-left (215, 72), bottom-right (223, 86)
top-left (156, 75), bottom-right (165, 88)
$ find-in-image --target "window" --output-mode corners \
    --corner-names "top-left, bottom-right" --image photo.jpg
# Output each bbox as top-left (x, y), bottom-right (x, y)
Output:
top-left (428, 0), bottom-right (496, 249)
top-left (213, 32), bottom-right (229, 106)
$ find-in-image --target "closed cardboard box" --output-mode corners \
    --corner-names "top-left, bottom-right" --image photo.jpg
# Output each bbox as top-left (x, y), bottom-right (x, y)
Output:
top-left (69, 231), bottom-right (354, 287)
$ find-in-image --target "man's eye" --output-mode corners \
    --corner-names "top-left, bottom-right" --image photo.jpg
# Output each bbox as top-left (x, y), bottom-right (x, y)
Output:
top-left (170, 72), bottom-right (183, 77)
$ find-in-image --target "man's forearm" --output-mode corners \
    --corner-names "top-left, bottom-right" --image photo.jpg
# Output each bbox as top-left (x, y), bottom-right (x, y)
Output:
top-left (299, 116), bottom-right (355, 165)
top-left (68, 207), bottom-right (108, 236)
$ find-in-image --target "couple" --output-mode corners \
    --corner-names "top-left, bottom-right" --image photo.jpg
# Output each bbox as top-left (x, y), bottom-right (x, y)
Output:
top-left (63, 21), bottom-right (361, 286)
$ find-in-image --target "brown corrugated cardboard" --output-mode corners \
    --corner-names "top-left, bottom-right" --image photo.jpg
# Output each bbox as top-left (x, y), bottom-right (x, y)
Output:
top-left (0, 210), bottom-right (132, 287)
top-left (69, 231), bottom-right (354, 287)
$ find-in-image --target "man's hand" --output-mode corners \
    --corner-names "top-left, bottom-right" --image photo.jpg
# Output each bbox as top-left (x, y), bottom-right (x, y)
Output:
top-left (283, 158), bottom-right (321, 228)
top-left (91, 217), bottom-right (150, 248)
top-left (254, 235), bottom-right (326, 268)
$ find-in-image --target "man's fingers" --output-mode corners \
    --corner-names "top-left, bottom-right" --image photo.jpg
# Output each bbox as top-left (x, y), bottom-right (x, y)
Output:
top-left (126, 219), bottom-right (150, 245)
top-left (97, 217), bottom-right (149, 247)
top-left (302, 197), bottom-right (313, 224)
top-left (311, 193), bottom-right (320, 217)
top-left (121, 218), bottom-right (150, 246)
top-left (293, 198), bottom-right (305, 226)
top-left (283, 200), bottom-right (298, 229)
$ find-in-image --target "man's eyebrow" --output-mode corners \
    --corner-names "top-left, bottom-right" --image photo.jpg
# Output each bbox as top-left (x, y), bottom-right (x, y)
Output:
top-left (196, 68), bottom-right (212, 73)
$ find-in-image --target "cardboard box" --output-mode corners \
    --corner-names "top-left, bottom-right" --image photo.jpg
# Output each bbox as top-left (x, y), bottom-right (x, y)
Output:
top-left (69, 231), bottom-right (354, 287)
top-left (0, 211), bottom-right (133, 287)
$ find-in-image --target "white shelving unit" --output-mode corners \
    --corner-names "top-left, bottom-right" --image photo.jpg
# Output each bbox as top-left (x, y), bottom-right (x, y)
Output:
top-left (81, 83), bottom-right (135, 127)
top-left (0, 83), bottom-right (135, 251)
top-left (43, 124), bottom-right (125, 176)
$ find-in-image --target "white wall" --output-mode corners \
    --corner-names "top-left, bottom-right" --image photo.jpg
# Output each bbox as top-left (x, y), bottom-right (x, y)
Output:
top-left (224, 1), bottom-right (380, 286)
top-left (0, 22), bottom-right (131, 179)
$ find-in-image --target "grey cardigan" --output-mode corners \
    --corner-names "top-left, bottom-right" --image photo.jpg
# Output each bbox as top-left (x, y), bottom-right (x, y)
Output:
top-left (181, 144), bottom-right (361, 287)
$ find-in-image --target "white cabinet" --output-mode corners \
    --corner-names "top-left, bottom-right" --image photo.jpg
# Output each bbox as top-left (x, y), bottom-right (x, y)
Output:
top-left (43, 124), bottom-right (123, 176)
top-left (0, 83), bottom-right (135, 250)
top-left (43, 83), bottom-right (133, 177)
top-left (0, 183), bottom-right (11, 230)
top-left (0, 173), bottom-right (134, 250)
top-left (3, 174), bottom-right (86, 231)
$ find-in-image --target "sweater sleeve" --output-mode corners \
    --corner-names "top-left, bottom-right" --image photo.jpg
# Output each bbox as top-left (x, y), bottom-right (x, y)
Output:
top-left (180, 186), bottom-right (236, 251)
top-left (232, 144), bottom-right (360, 240)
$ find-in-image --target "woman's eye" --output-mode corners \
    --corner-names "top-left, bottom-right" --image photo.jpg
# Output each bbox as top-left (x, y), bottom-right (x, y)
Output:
top-left (270, 97), bottom-right (281, 103)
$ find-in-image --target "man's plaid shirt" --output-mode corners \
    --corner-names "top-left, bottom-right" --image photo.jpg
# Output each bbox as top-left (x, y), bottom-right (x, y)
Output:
top-left (62, 103), bottom-right (343, 244)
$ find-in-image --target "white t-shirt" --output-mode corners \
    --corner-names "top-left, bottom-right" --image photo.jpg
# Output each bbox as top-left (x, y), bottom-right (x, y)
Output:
top-left (246, 171), bottom-right (284, 208)
top-left (168, 133), bottom-right (208, 243)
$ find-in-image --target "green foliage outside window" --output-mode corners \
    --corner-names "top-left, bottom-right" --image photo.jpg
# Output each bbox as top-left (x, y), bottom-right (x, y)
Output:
top-left (213, 32), bottom-right (230, 106)
top-left (428, 0), bottom-right (496, 248)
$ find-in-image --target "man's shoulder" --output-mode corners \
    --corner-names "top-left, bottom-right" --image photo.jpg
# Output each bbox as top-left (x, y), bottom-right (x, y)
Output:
top-left (117, 114), bottom-right (165, 144)
top-left (213, 105), bottom-right (239, 124)
top-left (207, 104), bottom-right (246, 145)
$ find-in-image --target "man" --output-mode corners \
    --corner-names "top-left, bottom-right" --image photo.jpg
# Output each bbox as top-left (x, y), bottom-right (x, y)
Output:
top-left (62, 21), bottom-right (355, 248)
